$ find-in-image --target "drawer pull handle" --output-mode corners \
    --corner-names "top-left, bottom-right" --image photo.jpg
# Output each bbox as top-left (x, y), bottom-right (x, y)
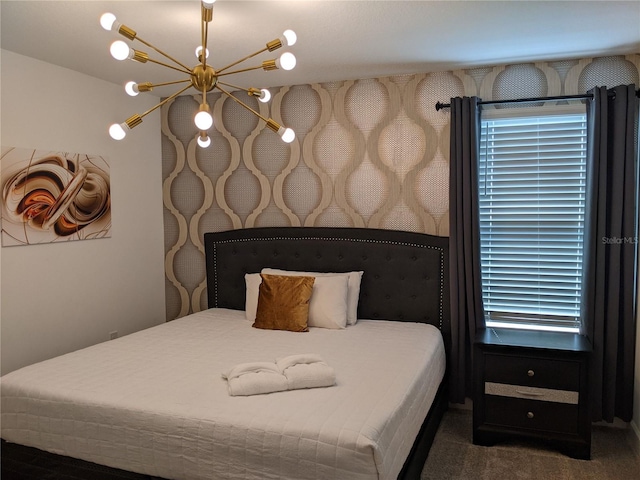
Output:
top-left (527, 370), bottom-right (535, 377)
top-left (527, 411), bottom-right (534, 419)
top-left (516, 390), bottom-right (544, 397)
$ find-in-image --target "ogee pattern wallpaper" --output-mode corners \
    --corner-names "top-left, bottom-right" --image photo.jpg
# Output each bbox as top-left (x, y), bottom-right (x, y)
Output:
top-left (162, 54), bottom-right (640, 320)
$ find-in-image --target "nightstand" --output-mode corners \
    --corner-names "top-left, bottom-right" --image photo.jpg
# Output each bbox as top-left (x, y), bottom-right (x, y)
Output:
top-left (473, 327), bottom-right (591, 459)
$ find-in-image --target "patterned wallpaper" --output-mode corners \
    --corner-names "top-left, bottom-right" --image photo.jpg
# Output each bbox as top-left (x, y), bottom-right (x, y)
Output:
top-left (162, 54), bottom-right (640, 320)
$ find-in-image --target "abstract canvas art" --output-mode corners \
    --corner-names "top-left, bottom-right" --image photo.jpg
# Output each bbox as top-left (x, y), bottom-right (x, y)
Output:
top-left (1, 147), bottom-right (111, 246)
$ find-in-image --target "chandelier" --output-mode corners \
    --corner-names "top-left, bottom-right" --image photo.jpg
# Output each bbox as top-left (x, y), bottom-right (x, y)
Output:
top-left (101, 0), bottom-right (297, 148)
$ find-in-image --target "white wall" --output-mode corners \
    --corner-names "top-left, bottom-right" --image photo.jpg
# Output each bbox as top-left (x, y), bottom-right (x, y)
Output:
top-left (0, 50), bottom-right (166, 375)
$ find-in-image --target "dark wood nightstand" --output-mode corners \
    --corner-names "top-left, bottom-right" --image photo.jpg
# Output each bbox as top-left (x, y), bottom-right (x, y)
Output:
top-left (473, 327), bottom-right (592, 459)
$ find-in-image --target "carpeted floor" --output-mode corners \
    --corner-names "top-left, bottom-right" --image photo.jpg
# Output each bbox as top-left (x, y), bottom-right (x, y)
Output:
top-left (421, 408), bottom-right (640, 480)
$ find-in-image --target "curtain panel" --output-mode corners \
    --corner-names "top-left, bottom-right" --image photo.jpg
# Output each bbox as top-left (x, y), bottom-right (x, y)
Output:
top-left (448, 96), bottom-right (485, 403)
top-left (583, 84), bottom-right (639, 423)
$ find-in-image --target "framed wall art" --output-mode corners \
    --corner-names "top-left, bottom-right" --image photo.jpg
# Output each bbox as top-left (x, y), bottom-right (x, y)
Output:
top-left (1, 146), bottom-right (111, 246)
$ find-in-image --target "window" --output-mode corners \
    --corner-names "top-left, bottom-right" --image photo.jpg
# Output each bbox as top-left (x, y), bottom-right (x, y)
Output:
top-left (478, 107), bottom-right (587, 332)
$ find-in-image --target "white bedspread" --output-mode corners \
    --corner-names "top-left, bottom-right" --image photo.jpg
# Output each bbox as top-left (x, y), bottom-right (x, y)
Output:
top-left (1, 308), bottom-right (446, 480)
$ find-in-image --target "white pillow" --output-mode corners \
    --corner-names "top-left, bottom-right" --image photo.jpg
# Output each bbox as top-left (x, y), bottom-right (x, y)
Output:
top-left (261, 268), bottom-right (363, 325)
top-left (245, 272), bottom-right (350, 329)
top-left (245, 273), bottom-right (262, 321)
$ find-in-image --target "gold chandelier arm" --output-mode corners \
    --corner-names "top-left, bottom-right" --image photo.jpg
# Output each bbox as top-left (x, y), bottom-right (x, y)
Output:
top-left (202, 84), bottom-right (208, 113)
top-left (216, 46), bottom-right (269, 75)
top-left (200, 7), bottom-right (210, 110)
top-left (215, 85), bottom-right (269, 124)
top-left (218, 83), bottom-right (270, 103)
top-left (138, 83), bottom-right (195, 119)
top-left (145, 79), bottom-right (193, 89)
top-left (143, 56), bottom-right (192, 75)
top-left (200, 8), bottom-right (209, 70)
top-left (216, 65), bottom-right (261, 77)
top-left (217, 81), bottom-right (252, 93)
top-left (130, 36), bottom-right (192, 72)
top-left (216, 59), bottom-right (278, 78)
top-left (112, 20), bottom-right (191, 71)
top-left (216, 34), bottom-right (286, 75)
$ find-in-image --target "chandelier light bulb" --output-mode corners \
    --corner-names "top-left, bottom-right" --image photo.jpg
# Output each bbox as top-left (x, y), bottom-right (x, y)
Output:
top-left (109, 123), bottom-right (128, 140)
top-left (202, 0), bottom-right (216, 9)
top-left (110, 40), bottom-right (132, 61)
top-left (282, 30), bottom-right (297, 46)
top-left (125, 81), bottom-right (140, 96)
top-left (194, 110), bottom-right (214, 130)
top-left (258, 89), bottom-right (271, 103)
top-left (100, 13), bottom-right (117, 31)
top-left (195, 46), bottom-right (210, 60)
top-left (276, 52), bottom-right (296, 71)
top-left (197, 134), bottom-right (212, 148)
top-left (279, 127), bottom-right (296, 143)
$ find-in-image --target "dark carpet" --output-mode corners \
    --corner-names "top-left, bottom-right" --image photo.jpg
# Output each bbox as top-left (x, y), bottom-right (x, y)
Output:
top-left (421, 408), bottom-right (640, 480)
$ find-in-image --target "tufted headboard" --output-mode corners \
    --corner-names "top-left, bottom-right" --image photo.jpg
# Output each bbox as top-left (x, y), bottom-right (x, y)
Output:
top-left (204, 227), bottom-right (450, 338)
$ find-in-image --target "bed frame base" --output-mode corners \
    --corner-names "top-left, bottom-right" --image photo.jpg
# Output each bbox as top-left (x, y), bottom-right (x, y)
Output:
top-left (399, 380), bottom-right (449, 479)
top-left (1, 438), bottom-right (160, 479)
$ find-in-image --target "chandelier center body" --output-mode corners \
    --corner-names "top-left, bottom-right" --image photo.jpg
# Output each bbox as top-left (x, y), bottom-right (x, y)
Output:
top-left (191, 64), bottom-right (217, 91)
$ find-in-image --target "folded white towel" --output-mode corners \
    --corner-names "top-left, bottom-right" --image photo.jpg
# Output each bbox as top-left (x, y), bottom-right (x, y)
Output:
top-left (222, 355), bottom-right (335, 396)
top-left (222, 361), bottom-right (288, 396)
top-left (276, 354), bottom-right (336, 390)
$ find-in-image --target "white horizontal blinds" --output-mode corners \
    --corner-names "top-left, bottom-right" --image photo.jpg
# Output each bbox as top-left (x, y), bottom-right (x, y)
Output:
top-left (479, 112), bottom-right (587, 332)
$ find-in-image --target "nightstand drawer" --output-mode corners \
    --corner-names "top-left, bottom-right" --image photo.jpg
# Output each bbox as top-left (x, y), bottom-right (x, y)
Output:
top-left (484, 354), bottom-right (580, 390)
top-left (485, 382), bottom-right (579, 404)
top-left (484, 395), bottom-right (579, 434)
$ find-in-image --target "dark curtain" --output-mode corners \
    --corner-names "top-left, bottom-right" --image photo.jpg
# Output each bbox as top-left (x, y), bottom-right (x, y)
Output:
top-left (448, 96), bottom-right (485, 403)
top-left (583, 84), bottom-right (639, 422)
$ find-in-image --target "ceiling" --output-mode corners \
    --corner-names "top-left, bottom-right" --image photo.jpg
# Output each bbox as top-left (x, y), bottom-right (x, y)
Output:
top-left (2, 0), bottom-right (640, 98)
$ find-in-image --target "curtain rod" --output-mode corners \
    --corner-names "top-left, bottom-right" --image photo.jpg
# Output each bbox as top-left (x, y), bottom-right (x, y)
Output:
top-left (434, 89), bottom-right (640, 111)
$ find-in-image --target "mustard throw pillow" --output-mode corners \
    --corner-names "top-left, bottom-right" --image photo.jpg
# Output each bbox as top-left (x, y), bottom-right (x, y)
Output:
top-left (253, 274), bottom-right (315, 332)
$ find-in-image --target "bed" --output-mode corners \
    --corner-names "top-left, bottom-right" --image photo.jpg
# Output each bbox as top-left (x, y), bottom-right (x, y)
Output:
top-left (1, 227), bottom-right (450, 480)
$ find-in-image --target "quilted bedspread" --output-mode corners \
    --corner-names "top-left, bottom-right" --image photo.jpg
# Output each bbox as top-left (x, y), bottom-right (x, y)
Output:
top-left (1, 308), bottom-right (445, 480)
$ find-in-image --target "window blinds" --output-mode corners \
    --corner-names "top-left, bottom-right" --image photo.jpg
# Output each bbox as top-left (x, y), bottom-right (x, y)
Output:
top-left (479, 112), bottom-right (587, 332)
